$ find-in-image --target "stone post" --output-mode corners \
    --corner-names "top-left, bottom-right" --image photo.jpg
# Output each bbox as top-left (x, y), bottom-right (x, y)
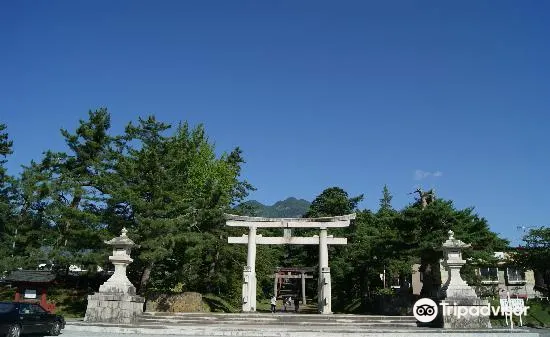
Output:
top-left (85, 228), bottom-right (145, 324)
top-left (273, 272), bottom-right (278, 298)
top-left (242, 225), bottom-right (257, 312)
top-left (439, 230), bottom-right (491, 328)
top-left (301, 271), bottom-right (307, 305)
top-left (318, 227), bottom-right (332, 314)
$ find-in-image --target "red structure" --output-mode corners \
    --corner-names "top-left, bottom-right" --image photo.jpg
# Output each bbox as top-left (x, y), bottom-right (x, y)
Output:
top-left (6, 270), bottom-right (56, 313)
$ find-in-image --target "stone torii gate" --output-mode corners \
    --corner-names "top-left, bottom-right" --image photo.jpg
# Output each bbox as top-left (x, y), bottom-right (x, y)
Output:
top-left (226, 213), bottom-right (355, 314)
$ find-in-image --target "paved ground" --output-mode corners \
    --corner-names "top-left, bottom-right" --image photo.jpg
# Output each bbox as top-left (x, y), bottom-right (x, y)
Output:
top-left (59, 332), bottom-right (550, 337)
top-left (59, 326), bottom-right (550, 337)
top-left (61, 333), bottom-right (281, 337)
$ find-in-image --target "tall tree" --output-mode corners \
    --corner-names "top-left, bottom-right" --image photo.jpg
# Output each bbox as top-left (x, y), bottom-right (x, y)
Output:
top-left (345, 186), bottom-right (411, 310)
top-left (304, 187), bottom-right (363, 218)
top-left (106, 117), bottom-right (252, 296)
top-left (378, 185), bottom-right (393, 213)
top-left (20, 109), bottom-right (114, 272)
top-left (397, 198), bottom-right (508, 297)
top-left (0, 123), bottom-right (15, 273)
top-left (0, 123), bottom-right (12, 180)
top-left (514, 226), bottom-right (550, 293)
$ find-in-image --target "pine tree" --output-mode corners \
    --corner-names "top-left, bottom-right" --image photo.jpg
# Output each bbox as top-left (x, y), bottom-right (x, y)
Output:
top-left (0, 123), bottom-right (14, 273)
top-left (19, 109), bottom-right (114, 272)
top-left (106, 117), bottom-right (252, 295)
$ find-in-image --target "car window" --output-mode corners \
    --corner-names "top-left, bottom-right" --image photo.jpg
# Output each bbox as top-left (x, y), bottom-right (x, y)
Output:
top-left (31, 304), bottom-right (46, 314)
top-left (0, 303), bottom-right (15, 313)
top-left (19, 303), bottom-right (32, 315)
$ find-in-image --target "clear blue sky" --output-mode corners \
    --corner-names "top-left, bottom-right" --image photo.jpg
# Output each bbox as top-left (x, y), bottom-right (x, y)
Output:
top-left (1, 1), bottom-right (549, 245)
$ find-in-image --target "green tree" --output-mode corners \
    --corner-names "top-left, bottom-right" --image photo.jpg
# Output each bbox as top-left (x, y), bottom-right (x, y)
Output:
top-left (516, 227), bottom-right (550, 270)
top-left (0, 124), bottom-right (48, 273)
top-left (397, 198), bottom-right (508, 297)
top-left (514, 226), bottom-right (550, 293)
top-left (378, 184), bottom-right (393, 213)
top-left (19, 109), bottom-right (114, 272)
top-left (106, 117), bottom-right (252, 297)
top-left (345, 186), bottom-right (412, 311)
top-left (304, 187), bottom-right (363, 218)
top-left (0, 123), bottom-right (15, 272)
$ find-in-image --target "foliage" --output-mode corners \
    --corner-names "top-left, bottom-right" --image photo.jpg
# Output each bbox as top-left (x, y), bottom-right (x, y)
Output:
top-left (26, 110), bottom-right (113, 271)
top-left (0, 123), bottom-right (15, 273)
top-left (105, 117), bottom-right (252, 297)
top-left (202, 293), bottom-right (239, 313)
top-left (395, 198), bottom-right (507, 296)
top-left (515, 227), bottom-right (550, 271)
top-left (514, 227), bottom-right (550, 294)
top-left (304, 187), bottom-right (363, 218)
top-left (0, 111), bottom-right (252, 307)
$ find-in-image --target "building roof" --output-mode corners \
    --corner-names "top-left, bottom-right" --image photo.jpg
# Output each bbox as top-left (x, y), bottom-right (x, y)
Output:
top-left (6, 270), bottom-right (56, 283)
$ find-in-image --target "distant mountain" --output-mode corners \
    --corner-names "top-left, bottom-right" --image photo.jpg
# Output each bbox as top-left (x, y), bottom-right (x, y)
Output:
top-left (235, 197), bottom-right (311, 218)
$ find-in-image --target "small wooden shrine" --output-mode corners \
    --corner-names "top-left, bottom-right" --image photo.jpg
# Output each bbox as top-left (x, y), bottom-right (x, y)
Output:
top-left (6, 270), bottom-right (56, 313)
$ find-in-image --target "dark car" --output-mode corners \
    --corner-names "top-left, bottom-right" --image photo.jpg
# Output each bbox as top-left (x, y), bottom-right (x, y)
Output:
top-left (0, 302), bottom-right (65, 337)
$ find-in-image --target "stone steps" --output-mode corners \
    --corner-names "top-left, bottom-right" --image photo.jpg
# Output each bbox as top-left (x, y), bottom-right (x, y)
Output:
top-left (139, 312), bottom-right (417, 327)
top-left (65, 321), bottom-right (542, 337)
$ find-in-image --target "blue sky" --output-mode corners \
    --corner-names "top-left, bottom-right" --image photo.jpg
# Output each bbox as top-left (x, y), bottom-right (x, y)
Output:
top-left (1, 1), bottom-right (549, 245)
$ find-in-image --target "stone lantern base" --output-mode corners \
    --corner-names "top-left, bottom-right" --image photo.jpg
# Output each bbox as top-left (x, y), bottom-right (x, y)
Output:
top-left (84, 293), bottom-right (145, 324)
top-left (440, 298), bottom-right (492, 329)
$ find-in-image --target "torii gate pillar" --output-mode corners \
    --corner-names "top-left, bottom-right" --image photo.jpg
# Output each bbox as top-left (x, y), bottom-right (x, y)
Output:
top-left (318, 227), bottom-right (331, 314)
top-left (242, 225), bottom-right (257, 312)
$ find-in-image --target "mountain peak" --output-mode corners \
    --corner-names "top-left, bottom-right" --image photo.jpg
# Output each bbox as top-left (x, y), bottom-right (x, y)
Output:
top-left (236, 197), bottom-right (311, 218)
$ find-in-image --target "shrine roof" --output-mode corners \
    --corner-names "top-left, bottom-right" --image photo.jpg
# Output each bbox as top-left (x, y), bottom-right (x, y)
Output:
top-left (6, 270), bottom-right (55, 283)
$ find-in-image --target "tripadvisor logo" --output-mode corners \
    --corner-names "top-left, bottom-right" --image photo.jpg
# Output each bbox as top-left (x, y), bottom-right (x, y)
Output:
top-left (413, 298), bottom-right (438, 322)
top-left (413, 298), bottom-right (529, 323)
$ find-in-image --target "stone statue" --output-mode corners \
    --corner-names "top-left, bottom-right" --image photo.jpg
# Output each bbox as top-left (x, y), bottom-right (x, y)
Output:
top-left (411, 188), bottom-right (435, 209)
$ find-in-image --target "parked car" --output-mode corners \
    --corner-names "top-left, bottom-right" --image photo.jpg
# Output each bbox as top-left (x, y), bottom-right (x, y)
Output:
top-left (0, 302), bottom-right (65, 337)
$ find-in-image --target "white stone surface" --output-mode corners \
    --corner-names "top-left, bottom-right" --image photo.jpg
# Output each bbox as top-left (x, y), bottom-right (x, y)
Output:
top-left (439, 230), bottom-right (478, 299)
top-left (228, 236), bottom-right (347, 245)
top-left (439, 230), bottom-right (491, 329)
top-left (85, 228), bottom-right (145, 323)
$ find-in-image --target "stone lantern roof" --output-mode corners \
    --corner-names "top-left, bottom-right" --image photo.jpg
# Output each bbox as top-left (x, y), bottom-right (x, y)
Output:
top-left (441, 230), bottom-right (471, 249)
top-left (104, 228), bottom-right (139, 247)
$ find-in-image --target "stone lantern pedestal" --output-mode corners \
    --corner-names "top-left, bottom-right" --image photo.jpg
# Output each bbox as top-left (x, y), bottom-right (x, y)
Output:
top-left (439, 230), bottom-right (491, 329)
top-left (84, 228), bottom-right (145, 324)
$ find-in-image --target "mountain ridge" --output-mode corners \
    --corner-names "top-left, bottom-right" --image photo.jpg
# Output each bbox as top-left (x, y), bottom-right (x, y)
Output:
top-left (235, 197), bottom-right (311, 218)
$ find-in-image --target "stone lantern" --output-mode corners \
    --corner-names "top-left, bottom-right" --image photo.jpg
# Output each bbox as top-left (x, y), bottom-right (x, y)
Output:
top-left (439, 230), bottom-right (491, 328)
top-left (439, 230), bottom-right (477, 299)
top-left (99, 228), bottom-right (139, 294)
top-left (85, 228), bottom-right (145, 324)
